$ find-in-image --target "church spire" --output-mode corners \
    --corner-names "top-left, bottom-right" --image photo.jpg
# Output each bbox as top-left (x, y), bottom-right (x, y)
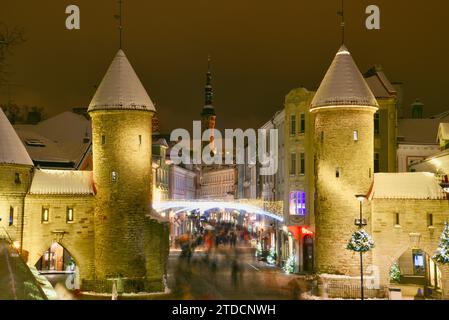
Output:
top-left (202, 55), bottom-right (215, 116)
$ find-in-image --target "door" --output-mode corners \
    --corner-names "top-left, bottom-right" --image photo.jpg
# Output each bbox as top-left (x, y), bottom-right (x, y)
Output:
top-left (303, 236), bottom-right (314, 273)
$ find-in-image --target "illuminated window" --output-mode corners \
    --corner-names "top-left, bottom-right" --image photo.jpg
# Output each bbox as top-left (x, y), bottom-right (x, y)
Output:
top-left (67, 208), bottom-right (74, 223)
top-left (413, 250), bottom-right (425, 276)
top-left (111, 171), bottom-right (118, 182)
top-left (42, 208), bottom-right (49, 223)
top-left (9, 207), bottom-right (14, 226)
top-left (353, 130), bottom-right (359, 141)
top-left (289, 191), bottom-right (306, 216)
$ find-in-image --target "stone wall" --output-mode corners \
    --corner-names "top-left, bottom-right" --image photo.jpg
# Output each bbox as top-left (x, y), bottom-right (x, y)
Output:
top-left (0, 165), bottom-right (33, 242)
top-left (371, 198), bottom-right (449, 298)
top-left (90, 109), bottom-right (153, 281)
top-left (314, 107), bottom-right (376, 275)
top-left (22, 194), bottom-right (95, 280)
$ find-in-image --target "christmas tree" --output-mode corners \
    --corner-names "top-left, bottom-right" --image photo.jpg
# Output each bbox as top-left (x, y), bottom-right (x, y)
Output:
top-left (283, 255), bottom-right (296, 274)
top-left (347, 229), bottom-right (374, 253)
top-left (267, 246), bottom-right (277, 265)
top-left (433, 221), bottom-right (449, 264)
top-left (389, 263), bottom-right (401, 283)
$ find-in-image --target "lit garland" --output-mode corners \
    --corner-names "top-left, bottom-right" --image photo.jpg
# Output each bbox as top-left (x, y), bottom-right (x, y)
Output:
top-left (346, 229), bottom-right (374, 253)
top-left (255, 242), bottom-right (263, 258)
top-left (433, 221), bottom-right (449, 265)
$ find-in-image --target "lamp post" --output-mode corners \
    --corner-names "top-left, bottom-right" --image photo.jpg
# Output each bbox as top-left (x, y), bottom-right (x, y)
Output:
top-left (355, 194), bottom-right (367, 301)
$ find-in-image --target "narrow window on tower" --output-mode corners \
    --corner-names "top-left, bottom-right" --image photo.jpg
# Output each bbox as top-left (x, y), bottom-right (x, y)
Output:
top-left (290, 153), bottom-right (297, 175)
top-left (374, 113), bottom-right (380, 135)
top-left (111, 171), bottom-right (118, 183)
top-left (353, 130), bottom-right (359, 141)
top-left (139, 135), bottom-right (142, 146)
top-left (427, 213), bottom-right (434, 227)
top-left (290, 115), bottom-right (296, 136)
top-left (15, 173), bottom-right (21, 184)
top-left (300, 153), bottom-right (305, 175)
top-left (336, 167), bottom-right (340, 178)
top-left (395, 212), bottom-right (400, 226)
top-left (102, 135), bottom-right (106, 145)
top-left (321, 131), bottom-right (324, 143)
top-left (300, 113), bottom-right (305, 134)
top-left (67, 207), bottom-right (74, 223)
top-left (9, 207), bottom-right (14, 226)
top-left (42, 207), bottom-right (49, 223)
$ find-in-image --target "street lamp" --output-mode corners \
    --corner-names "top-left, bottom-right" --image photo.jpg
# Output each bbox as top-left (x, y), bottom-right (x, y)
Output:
top-left (355, 194), bottom-right (367, 301)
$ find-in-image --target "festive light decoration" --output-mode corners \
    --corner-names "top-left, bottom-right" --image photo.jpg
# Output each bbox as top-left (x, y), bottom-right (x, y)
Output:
top-left (433, 221), bottom-right (449, 264)
top-left (283, 255), bottom-right (296, 274)
top-left (255, 242), bottom-right (263, 259)
top-left (389, 263), bottom-right (401, 283)
top-left (346, 229), bottom-right (374, 253)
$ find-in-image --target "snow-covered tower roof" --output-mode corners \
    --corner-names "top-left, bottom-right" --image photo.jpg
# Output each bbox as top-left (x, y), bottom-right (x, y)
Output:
top-left (311, 45), bottom-right (378, 110)
top-left (88, 49), bottom-right (156, 113)
top-left (0, 108), bottom-right (33, 166)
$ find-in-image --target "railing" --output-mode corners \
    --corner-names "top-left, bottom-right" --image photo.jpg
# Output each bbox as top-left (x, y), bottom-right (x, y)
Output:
top-left (323, 282), bottom-right (386, 299)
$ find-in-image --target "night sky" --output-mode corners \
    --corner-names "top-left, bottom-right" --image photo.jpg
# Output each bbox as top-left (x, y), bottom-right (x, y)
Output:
top-left (1, 0), bottom-right (448, 133)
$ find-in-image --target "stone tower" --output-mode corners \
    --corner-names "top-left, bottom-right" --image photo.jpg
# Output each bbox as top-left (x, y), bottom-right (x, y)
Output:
top-left (311, 45), bottom-right (378, 275)
top-left (88, 50), bottom-right (157, 286)
top-left (201, 56), bottom-right (216, 151)
top-left (0, 108), bottom-right (33, 244)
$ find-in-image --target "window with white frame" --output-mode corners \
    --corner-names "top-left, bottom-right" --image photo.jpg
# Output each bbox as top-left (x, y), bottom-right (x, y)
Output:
top-left (289, 191), bottom-right (306, 216)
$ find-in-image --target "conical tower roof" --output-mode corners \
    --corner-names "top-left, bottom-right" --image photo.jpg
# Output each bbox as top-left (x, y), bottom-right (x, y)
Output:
top-left (88, 49), bottom-right (156, 113)
top-left (311, 45), bottom-right (378, 110)
top-left (0, 108), bottom-right (33, 166)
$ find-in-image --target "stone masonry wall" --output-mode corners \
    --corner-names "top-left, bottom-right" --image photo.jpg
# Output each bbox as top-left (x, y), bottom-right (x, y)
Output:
top-left (371, 198), bottom-right (449, 298)
top-left (314, 107), bottom-right (376, 275)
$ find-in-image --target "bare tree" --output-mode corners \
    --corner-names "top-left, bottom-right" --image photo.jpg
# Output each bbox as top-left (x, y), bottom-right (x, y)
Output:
top-left (0, 22), bottom-right (25, 85)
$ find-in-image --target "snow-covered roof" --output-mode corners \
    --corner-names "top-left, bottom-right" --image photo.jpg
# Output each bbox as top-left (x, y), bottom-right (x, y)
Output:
top-left (14, 111), bottom-right (91, 169)
top-left (0, 108), bottom-right (33, 166)
top-left (409, 149), bottom-right (449, 175)
top-left (29, 169), bottom-right (94, 195)
top-left (364, 66), bottom-right (397, 99)
top-left (88, 49), bottom-right (156, 113)
top-left (369, 172), bottom-right (445, 200)
top-left (311, 45), bottom-right (378, 109)
top-left (437, 123), bottom-right (449, 142)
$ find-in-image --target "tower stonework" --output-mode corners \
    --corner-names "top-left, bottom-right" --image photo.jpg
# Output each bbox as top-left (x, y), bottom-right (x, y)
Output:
top-left (87, 49), bottom-right (168, 292)
top-left (311, 46), bottom-right (378, 275)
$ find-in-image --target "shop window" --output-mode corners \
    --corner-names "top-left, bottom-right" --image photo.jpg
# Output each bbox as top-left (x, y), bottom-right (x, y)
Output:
top-left (42, 208), bottom-right (49, 223)
top-left (67, 208), bottom-right (74, 223)
top-left (289, 191), bottom-right (306, 216)
top-left (9, 207), bottom-right (14, 226)
top-left (412, 250), bottom-right (425, 276)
